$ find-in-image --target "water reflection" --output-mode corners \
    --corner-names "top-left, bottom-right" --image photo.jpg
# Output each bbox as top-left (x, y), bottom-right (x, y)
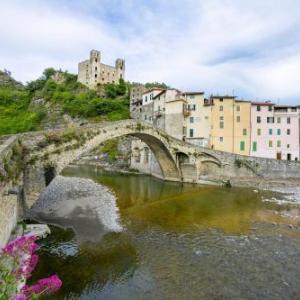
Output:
top-left (29, 165), bottom-right (300, 299)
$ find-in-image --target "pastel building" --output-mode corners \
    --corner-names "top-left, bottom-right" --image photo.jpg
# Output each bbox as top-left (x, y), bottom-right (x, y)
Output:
top-left (251, 103), bottom-right (300, 161)
top-left (182, 92), bottom-right (211, 147)
top-left (210, 96), bottom-right (251, 155)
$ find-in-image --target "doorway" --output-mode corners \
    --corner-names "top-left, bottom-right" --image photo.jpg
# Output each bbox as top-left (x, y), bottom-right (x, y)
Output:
top-left (276, 152), bottom-right (282, 160)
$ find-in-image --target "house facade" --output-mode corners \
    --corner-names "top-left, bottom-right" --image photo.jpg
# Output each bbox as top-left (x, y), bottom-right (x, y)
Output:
top-left (250, 103), bottom-right (300, 161)
top-left (182, 92), bottom-right (211, 147)
top-left (210, 96), bottom-right (251, 156)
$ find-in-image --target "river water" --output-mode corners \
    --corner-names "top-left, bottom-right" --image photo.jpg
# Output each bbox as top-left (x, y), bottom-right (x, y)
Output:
top-left (29, 165), bottom-right (300, 299)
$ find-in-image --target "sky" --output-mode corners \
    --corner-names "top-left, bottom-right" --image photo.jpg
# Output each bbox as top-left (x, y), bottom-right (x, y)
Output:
top-left (0, 0), bottom-right (300, 104)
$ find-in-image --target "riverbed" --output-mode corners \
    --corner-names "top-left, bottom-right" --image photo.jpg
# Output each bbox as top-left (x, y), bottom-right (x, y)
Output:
top-left (29, 165), bottom-right (300, 299)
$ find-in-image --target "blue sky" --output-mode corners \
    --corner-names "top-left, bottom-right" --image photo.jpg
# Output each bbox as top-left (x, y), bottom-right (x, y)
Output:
top-left (0, 0), bottom-right (300, 104)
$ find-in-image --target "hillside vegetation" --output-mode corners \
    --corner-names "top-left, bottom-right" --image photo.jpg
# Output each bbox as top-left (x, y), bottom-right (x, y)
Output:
top-left (0, 68), bottom-right (130, 135)
top-left (0, 68), bottom-right (169, 136)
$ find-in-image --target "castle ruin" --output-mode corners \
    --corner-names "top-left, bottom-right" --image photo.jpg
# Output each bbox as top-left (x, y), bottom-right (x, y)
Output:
top-left (78, 50), bottom-right (125, 88)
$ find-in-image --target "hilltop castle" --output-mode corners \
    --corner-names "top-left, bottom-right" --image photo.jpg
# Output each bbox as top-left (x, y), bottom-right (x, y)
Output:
top-left (78, 50), bottom-right (125, 88)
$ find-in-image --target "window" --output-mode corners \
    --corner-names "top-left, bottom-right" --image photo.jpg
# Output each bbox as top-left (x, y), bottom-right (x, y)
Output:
top-left (269, 140), bottom-right (273, 147)
top-left (95, 67), bottom-right (97, 71)
top-left (287, 129), bottom-right (291, 135)
top-left (257, 128), bottom-right (261, 136)
top-left (219, 137), bottom-right (224, 142)
top-left (291, 107), bottom-right (297, 112)
top-left (190, 95), bottom-right (195, 99)
top-left (240, 141), bottom-right (245, 151)
top-left (252, 142), bottom-right (257, 152)
top-left (144, 115), bottom-right (147, 120)
top-left (219, 98), bottom-right (223, 102)
top-left (220, 121), bottom-right (224, 129)
top-left (95, 74), bottom-right (97, 78)
top-left (190, 117), bottom-right (194, 123)
top-left (267, 117), bottom-right (274, 123)
top-left (243, 129), bottom-right (247, 136)
top-left (277, 129), bottom-right (281, 135)
top-left (219, 116), bottom-right (224, 120)
top-left (257, 116), bottom-right (261, 123)
top-left (269, 129), bottom-right (273, 135)
top-left (95, 58), bottom-right (98, 62)
top-left (236, 106), bottom-right (240, 111)
top-left (236, 116), bottom-right (240, 122)
top-left (287, 117), bottom-right (291, 124)
top-left (257, 106), bottom-right (261, 111)
top-left (268, 106), bottom-right (273, 112)
top-left (189, 129), bottom-right (194, 138)
top-left (183, 127), bottom-right (187, 135)
top-left (219, 105), bottom-right (223, 112)
top-left (277, 140), bottom-right (281, 147)
top-left (277, 117), bottom-right (281, 124)
top-left (145, 96), bottom-right (148, 102)
top-left (287, 144), bottom-right (290, 148)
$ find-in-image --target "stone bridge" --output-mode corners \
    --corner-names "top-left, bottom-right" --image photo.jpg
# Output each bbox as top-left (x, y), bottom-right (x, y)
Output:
top-left (1, 119), bottom-right (300, 246)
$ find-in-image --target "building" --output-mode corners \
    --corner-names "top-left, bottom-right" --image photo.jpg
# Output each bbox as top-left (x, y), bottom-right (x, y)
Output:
top-left (141, 88), bottom-right (164, 124)
top-left (250, 103), bottom-right (300, 161)
top-left (153, 89), bottom-right (186, 140)
top-left (78, 50), bottom-right (125, 88)
top-left (274, 106), bottom-right (300, 161)
top-left (130, 83), bottom-right (146, 119)
top-left (210, 96), bottom-right (251, 155)
top-left (182, 92), bottom-right (211, 147)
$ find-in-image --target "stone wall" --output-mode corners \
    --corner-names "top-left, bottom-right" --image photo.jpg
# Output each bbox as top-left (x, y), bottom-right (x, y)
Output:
top-left (0, 136), bottom-right (24, 247)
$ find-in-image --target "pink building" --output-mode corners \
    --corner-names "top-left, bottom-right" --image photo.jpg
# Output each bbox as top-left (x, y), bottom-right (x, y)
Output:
top-left (250, 102), bottom-right (300, 161)
top-left (273, 105), bottom-right (300, 161)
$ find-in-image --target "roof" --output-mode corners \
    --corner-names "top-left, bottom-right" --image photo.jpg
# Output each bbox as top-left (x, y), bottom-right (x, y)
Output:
top-left (153, 90), bottom-right (166, 99)
top-left (182, 91), bottom-right (204, 95)
top-left (235, 100), bottom-right (251, 103)
top-left (274, 105), bottom-right (299, 109)
top-left (251, 101), bottom-right (274, 106)
top-left (210, 95), bottom-right (236, 99)
top-left (142, 88), bottom-right (164, 95)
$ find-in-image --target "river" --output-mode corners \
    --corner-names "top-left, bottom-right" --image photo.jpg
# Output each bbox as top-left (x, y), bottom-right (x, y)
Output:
top-left (29, 165), bottom-right (300, 299)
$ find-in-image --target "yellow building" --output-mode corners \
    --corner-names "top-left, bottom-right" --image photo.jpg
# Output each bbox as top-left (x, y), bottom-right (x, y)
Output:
top-left (210, 96), bottom-right (251, 155)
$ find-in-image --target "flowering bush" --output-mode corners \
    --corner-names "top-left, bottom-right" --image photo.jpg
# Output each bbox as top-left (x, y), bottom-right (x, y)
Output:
top-left (0, 235), bottom-right (62, 299)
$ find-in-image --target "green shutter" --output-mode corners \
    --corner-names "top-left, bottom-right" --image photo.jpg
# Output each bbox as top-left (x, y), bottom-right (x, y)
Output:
top-left (240, 141), bottom-right (245, 151)
top-left (252, 142), bottom-right (257, 152)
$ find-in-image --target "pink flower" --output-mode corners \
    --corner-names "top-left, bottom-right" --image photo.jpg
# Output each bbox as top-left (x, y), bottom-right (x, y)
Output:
top-left (13, 293), bottom-right (27, 300)
top-left (22, 274), bottom-right (62, 297)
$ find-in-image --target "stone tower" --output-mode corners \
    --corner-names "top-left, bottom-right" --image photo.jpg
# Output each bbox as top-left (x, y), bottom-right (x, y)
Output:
top-left (89, 50), bottom-right (101, 86)
top-left (115, 58), bottom-right (125, 82)
top-left (78, 49), bottom-right (125, 88)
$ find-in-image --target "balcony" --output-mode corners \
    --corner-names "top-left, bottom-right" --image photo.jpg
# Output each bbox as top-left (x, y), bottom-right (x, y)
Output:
top-left (183, 110), bottom-right (191, 117)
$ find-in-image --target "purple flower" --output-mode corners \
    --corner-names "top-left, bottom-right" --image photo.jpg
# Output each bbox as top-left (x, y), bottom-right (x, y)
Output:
top-left (13, 293), bottom-right (27, 300)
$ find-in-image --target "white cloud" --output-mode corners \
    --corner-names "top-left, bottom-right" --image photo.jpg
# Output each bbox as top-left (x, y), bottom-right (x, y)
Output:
top-left (0, 0), bottom-right (300, 104)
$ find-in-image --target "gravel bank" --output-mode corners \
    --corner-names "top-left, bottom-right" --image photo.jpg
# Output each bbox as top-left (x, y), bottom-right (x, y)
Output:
top-left (27, 175), bottom-right (122, 243)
